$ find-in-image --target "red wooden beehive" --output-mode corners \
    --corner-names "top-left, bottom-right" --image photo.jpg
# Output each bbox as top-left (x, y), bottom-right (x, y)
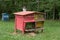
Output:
top-left (14, 11), bottom-right (45, 34)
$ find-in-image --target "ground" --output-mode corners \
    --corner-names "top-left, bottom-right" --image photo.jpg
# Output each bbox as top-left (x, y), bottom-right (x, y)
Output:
top-left (0, 20), bottom-right (60, 40)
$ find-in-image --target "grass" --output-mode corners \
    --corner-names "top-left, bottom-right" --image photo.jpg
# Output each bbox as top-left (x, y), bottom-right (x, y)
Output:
top-left (0, 20), bottom-right (60, 40)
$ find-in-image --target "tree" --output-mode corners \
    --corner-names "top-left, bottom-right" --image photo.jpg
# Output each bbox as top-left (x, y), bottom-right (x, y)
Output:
top-left (0, 0), bottom-right (60, 20)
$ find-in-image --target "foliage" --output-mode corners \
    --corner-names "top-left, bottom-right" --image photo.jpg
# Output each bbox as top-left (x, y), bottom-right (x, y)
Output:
top-left (0, 0), bottom-right (60, 19)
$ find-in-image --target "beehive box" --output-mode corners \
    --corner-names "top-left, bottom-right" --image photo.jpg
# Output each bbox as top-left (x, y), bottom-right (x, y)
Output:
top-left (34, 13), bottom-right (44, 28)
top-left (14, 11), bottom-right (45, 33)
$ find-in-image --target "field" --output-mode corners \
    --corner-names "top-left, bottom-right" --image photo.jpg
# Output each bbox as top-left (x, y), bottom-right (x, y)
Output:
top-left (0, 20), bottom-right (60, 40)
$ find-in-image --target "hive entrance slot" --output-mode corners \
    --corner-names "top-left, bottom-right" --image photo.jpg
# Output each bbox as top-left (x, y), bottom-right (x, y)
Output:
top-left (25, 22), bottom-right (35, 32)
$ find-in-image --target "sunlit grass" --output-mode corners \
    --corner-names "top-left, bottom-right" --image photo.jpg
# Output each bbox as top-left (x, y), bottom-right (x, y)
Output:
top-left (0, 20), bottom-right (60, 40)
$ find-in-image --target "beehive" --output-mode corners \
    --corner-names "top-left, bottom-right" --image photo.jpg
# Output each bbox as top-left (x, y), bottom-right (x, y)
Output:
top-left (14, 11), bottom-right (45, 33)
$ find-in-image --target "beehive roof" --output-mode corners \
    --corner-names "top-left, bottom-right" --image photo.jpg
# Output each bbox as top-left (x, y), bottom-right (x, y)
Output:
top-left (14, 11), bottom-right (44, 15)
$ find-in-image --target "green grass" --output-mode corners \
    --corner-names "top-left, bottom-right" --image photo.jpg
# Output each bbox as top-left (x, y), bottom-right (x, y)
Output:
top-left (0, 20), bottom-right (60, 40)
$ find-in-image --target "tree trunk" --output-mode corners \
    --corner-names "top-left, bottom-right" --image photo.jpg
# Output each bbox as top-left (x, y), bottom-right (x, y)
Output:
top-left (53, 10), bottom-right (55, 20)
top-left (59, 16), bottom-right (60, 20)
top-left (36, 0), bottom-right (40, 11)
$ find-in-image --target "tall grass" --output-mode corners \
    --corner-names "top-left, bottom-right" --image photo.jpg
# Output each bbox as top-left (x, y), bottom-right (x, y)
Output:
top-left (0, 20), bottom-right (60, 40)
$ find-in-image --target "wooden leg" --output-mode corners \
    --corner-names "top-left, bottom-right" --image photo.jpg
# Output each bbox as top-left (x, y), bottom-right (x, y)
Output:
top-left (41, 29), bottom-right (43, 32)
top-left (22, 30), bottom-right (25, 34)
top-left (12, 26), bottom-right (17, 34)
top-left (41, 28), bottom-right (44, 32)
top-left (14, 17), bottom-right (17, 34)
top-left (14, 23), bottom-right (17, 33)
top-left (22, 22), bottom-right (26, 34)
top-left (14, 26), bottom-right (17, 33)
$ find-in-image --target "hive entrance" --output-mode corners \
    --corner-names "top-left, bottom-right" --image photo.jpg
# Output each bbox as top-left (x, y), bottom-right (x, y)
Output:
top-left (25, 22), bottom-right (35, 32)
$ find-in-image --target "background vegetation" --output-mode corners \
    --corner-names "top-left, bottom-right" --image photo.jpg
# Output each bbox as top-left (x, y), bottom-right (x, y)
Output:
top-left (0, 0), bottom-right (60, 20)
